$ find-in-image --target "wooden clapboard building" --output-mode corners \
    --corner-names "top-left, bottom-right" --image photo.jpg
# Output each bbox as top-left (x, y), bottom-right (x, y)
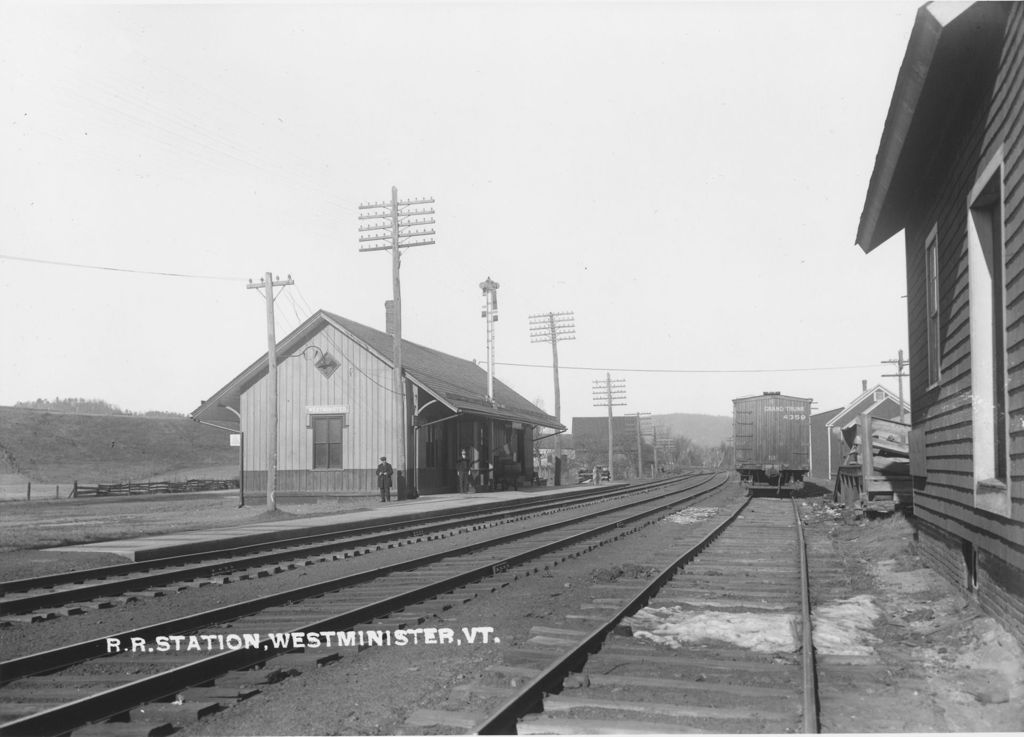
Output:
top-left (191, 309), bottom-right (563, 496)
top-left (856, 2), bottom-right (1024, 641)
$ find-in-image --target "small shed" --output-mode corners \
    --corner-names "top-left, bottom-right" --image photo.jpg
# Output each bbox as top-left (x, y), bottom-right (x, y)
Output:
top-left (810, 383), bottom-right (910, 480)
top-left (191, 309), bottom-right (563, 497)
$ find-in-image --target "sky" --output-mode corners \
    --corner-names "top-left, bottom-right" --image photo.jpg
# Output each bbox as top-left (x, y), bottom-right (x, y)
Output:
top-left (0, 0), bottom-right (919, 427)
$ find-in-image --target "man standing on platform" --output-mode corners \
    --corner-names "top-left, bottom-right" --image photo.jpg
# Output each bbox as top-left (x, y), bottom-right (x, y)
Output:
top-left (377, 456), bottom-right (393, 502)
top-left (456, 449), bottom-right (471, 493)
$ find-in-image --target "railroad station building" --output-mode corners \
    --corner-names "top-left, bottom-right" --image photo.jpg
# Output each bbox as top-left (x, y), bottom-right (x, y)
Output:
top-left (856, 2), bottom-right (1024, 641)
top-left (190, 309), bottom-right (563, 498)
top-left (809, 382), bottom-right (910, 481)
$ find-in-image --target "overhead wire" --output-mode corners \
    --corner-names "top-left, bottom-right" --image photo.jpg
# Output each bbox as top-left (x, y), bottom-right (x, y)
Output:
top-left (0, 253), bottom-right (246, 281)
top-left (284, 285), bottom-right (402, 396)
top-left (494, 361), bottom-right (884, 374)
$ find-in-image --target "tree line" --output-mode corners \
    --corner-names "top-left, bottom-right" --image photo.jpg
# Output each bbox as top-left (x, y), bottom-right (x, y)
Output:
top-left (13, 397), bottom-right (184, 418)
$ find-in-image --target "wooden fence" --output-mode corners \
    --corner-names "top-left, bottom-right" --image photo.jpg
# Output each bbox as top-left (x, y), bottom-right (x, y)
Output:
top-left (68, 478), bottom-right (239, 498)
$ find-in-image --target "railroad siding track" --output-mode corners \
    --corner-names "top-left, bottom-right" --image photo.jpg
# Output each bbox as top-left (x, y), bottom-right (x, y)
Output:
top-left (800, 506), bottom-right (927, 733)
top-left (407, 498), bottom-right (814, 735)
top-left (0, 475), bottom-right (727, 737)
top-left (523, 501), bottom-right (809, 734)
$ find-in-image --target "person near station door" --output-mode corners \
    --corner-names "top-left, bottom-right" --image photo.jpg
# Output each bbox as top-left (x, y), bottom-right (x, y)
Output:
top-left (376, 456), bottom-right (393, 502)
top-left (456, 449), bottom-right (471, 493)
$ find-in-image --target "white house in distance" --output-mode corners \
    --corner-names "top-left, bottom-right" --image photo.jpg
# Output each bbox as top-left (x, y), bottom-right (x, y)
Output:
top-left (809, 382), bottom-right (910, 481)
top-left (191, 308), bottom-right (563, 497)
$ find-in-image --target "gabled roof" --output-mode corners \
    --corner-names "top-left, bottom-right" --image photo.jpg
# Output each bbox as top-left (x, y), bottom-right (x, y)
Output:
top-left (826, 384), bottom-right (909, 429)
top-left (856, 2), bottom-right (1008, 252)
top-left (191, 310), bottom-right (563, 431)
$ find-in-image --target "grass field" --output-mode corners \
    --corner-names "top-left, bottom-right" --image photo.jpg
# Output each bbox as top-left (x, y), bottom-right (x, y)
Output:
top-left (0, 405), bottom-right (239, 483)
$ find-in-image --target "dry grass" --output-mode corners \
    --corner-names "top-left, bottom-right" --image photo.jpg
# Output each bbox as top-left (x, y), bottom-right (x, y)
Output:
top-left (0, 491), bottom-right (376, 552)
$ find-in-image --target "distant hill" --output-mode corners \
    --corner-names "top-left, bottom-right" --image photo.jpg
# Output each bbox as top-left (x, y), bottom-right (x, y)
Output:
top-left (0, 406), bottom-right (238, 484)
top-left (652, 413), bottom-right (732, 447)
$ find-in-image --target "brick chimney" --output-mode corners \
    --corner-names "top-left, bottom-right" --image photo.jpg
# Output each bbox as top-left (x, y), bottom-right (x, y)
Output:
top-left (862, 379), bottom-right (868, 392)
top-left (385, 300), bottom-right (396, 336)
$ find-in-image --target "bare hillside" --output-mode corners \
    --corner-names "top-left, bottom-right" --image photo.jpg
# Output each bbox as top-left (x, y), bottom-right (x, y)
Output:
top-left (0, 406), bottom-right (238, 483)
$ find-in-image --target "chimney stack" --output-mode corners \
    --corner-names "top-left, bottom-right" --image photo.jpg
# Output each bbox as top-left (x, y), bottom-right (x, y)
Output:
top-left (385, 300), bottom-right (396, 336)
top-left (862, 379), bottom-right (868, 392)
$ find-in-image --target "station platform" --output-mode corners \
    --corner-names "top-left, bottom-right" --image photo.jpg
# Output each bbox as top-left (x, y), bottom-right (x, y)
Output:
top-left (51, 483), bottom-right (618, 562)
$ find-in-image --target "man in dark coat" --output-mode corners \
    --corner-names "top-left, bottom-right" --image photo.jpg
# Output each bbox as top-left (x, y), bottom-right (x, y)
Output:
top-left (456, 449), bottom-right (471, 493)
top-left (376, 456), bottom-right (393, 502)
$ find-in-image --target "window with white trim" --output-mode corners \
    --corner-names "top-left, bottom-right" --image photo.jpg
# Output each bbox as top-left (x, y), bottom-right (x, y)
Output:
top-left (312, 414), bottom-right (345, 469)
top-left (925, 226), bottom-right (940, 387)
top-left (967, 153), bottom-right (1010, 516)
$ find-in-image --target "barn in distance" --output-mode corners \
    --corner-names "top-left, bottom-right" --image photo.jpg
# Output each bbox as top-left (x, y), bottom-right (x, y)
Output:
top-left (191, 307), bottom-right (563, 498)
top-left (856, 2), bottom-right (1024, 641)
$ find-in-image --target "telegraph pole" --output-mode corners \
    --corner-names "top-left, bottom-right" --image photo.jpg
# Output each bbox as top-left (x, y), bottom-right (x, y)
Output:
top-left (247, 272), bottom-right (293, 512)
top-left (882, 349), bottom-right (910, 423)
top-left (652, 425), bottom-right (658, 477)
top-left (656, 430), bottom-right (675, 473)
top-left (359, 188), bottom-right (435, 495)
top-left (529, 311), bottom-right (575, 485)
top-left (629, 412), bottom-right (651, 478)
top-left (592, 373), bottom-right (627, 480)
top-left (480, 278), bottom-right (500, 402)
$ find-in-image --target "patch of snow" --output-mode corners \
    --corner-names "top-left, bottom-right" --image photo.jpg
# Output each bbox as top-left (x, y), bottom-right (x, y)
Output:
top-left (665, 507), bottom-right (719, 525)
top-left (624, 606), bottom-right (799, 652)
top-left (812, 594), bottom-right (881, 655)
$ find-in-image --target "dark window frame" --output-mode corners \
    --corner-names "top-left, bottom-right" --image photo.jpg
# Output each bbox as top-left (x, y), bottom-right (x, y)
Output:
top-left (312, 414), bottom-right (345, 470)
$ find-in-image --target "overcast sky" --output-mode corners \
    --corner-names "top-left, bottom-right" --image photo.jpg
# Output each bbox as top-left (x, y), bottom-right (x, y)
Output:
top-left (1, 0), bottom-right (918, 426)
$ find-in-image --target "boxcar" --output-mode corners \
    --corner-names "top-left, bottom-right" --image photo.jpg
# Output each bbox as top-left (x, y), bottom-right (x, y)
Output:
top-left (733, 392), bottom-right (812, 493)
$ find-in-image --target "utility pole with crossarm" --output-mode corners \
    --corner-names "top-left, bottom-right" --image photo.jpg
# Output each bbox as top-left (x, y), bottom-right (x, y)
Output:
top-left (882, 349), bottom-right (910, 423)
top-left (359, 187), bottom-right (435, 496)
top-left (247, 272), bottom-right (294, 511)
top-left (529, 311), bottom-right (575, 485)
top-left (593, 373), bottom-right (627, 481)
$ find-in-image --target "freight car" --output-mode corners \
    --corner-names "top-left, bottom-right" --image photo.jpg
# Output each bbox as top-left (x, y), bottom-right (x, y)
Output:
top-left (733, 392), bottom-right (812, 494)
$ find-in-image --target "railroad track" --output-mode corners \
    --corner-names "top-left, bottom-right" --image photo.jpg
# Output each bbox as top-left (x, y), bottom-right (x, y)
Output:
top-left (406, 496), bottom-right (818, 734)
top-left (0, 473), bottom-right (728, 736)
top-left (0, 477), bottom-right (710, 622)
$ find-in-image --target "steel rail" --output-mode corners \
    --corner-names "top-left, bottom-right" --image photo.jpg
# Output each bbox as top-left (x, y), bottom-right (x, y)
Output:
top-left (1, 479), bottom-right (693, 616)
top-left (793, 497), bottom-right (820, 733)
top-left (1, 479), bottom-right (670, 598)
top-left (474, 492), bottom-right (750, 734)
top-left (1, 474), bottom-right (722, 681)
top-left (0, 474), bottom-right (727, 737)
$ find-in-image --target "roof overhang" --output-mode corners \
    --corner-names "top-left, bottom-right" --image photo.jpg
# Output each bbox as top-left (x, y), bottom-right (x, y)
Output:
top-left (855, 2), bottom-right (975, 252)
top-left (189, 311), bottom-right (332, 425)
top-left (191, 310), bottom-right (564, 432)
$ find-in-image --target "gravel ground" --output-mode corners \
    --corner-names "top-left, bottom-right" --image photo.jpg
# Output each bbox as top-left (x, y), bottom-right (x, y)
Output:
top-left (177, 491), bottom-right (1022, 735)
top-left (4, 482), bottom-right (1022, 735)
top-left (176, 487), bottom-right (747, 736)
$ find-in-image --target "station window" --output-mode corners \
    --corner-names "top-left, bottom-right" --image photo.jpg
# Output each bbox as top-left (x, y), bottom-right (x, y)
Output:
top-left (312, 414), bottom-right (345, 469)
top-left (967, 153), bottom-right (1011, 516)
top-left (925, 226), bottom-right (940, 387)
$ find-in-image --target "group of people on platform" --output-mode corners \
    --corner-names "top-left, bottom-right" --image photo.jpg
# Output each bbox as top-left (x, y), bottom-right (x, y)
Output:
top-left (375, 447), bottom-right (496, 502)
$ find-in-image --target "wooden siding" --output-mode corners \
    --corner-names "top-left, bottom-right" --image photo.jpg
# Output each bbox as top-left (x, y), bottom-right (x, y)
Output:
top-left (240, 324), bottom-right (399, 491)
top-left (903, 5), bottom-right (1024, 577)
